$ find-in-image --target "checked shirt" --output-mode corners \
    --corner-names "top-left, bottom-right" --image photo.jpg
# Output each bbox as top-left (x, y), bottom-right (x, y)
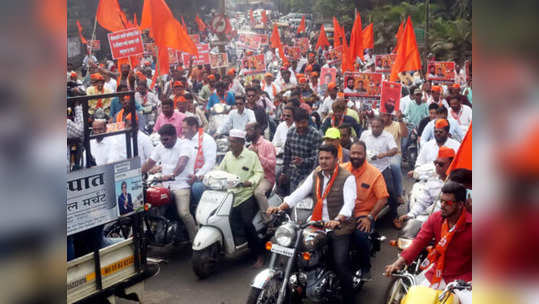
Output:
top-left (283, 126), bottom-right (323, 188)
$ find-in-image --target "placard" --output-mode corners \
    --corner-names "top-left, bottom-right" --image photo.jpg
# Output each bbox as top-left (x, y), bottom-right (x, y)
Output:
top-left (426, 61), bottom-right (456, 84)
top-left (107, 28), bottom-right (144, 60)
top-left (343, 72), bottom-right (383, 102)
top-left (168, 48), bottom-right (179, 64)
top-left (241, 54), bottom-right (266, 74)
top-left (67, 158), bottom-right (143, 235)
top-left (284, 46), bottom-right (301, 60)
top-left (106, 122), bottom-right (125, 133)
top-left (325, 46), bottom-right (342, 64)
top-left (319, 67), bottom-right (337, 93)
top-left (380, 81), bottom-right (402, 113)
top-left (87, 40), bottom-right (101, 51)
top-left (182, 52), bottom-right (210, 66)
top-left (375, 54), bottom-right (396, 73)
top-left (210, 53), bottom-right (229, 68)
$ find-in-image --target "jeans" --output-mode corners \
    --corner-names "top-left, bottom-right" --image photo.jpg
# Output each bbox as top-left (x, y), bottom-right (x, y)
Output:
top-left (328, 232), bottom-right (355, 302)
top-left (351, 217), bottom-right (375, 273)
top-left (171, 188), bottom-right (198, 242)
top-left (382, 167), bottom-right (398, 220)
top-left (230, 197), bottom-right (261, 257)
top-left (191, 181), bottom-right (206, 206)
top-left (390, 154), bottom-right (403, 197)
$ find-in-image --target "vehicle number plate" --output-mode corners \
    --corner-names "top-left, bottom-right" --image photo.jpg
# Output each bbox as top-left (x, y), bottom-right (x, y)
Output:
top-left (271, 244), bottom-right (294, 257)
top-left (296, 199), bottom-right (313, 210)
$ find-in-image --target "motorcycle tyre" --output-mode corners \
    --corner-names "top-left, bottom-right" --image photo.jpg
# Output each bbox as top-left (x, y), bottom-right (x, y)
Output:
top-left (384, 277), bottom-right (407, 304)
top-left (103, 218), bottom-right (133, 239)
top-left (192, 243), bottom-right (220, 279)
top-left (246, 285), bottom-right (293, 304)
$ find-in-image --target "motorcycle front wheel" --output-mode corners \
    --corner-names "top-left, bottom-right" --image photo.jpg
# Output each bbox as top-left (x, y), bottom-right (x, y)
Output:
top-left (246, 276), bottom-right (284, 304)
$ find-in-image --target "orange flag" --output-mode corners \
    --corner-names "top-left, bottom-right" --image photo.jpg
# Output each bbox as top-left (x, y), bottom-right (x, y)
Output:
top-left (140, 0), bottom-right (152, 30)
top-left (261, 10), bottom-right (268, 24)
top-left (76, 20), bottom-right (87, 44)
top-left (333, 17), bottom-right (342, 48)
top-left (361, 23), bottom-right (374, 49)
top-left (349, 13), bottom-right (363, 60)
top-left (195, 15), bottom-right (206, 32)
top-left (157, 46), bottom-right (170, 77)
top-left (297, 16), bottom-right (306, 33)
top-left (133, 14), bottom-right (138, 27)
top-left (341, 33), bottom-right (354, 73)
top-left (181, 16), bottom-right (187, 30)
top-left (393, 20), bottom-right (404, 53)
top-left (390, 16), bottom-right (421, 81)
top-left (315, 24), bottom-right (330, 50)
top-left (144, 0), bottom-right (197, 56)
top-left (270, 24), bottom-right (281, 48)
top-left (447, 123), bottom-right (472, 175)
top-left (96, 0), bottom-right (128, 32)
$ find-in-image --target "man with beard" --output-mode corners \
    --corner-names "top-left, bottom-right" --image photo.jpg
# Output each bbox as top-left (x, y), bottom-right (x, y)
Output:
top-left (207, 81), bottom-right (235, 110)
top-left (153, 98), bottom-right (186, 137)
top-left (321, 100), bottom-right (362, 139)
top-left (86, 73), bottom-right (113, 116)
top-left (428, 85), bottom-right (448, 109)
top-left (268, 144), bottom-right (357, 302)
top-left (280, 108), bottom-right (323, 191)
top-left (338, 124), bottom-right (353, 150)
top-left (404, 88), bottom-right (429, 130)
top-left (344, 140), bottom-right (389, 281)
top-left (344, 77), bottom-right (356, 94)
top-left (385, 181), bottom-right (472, 288)
top-left (417, 103), bottom-right (440, 143)
top-left (275, 67), bottom-right (296, 90)
top-left (414, 119), bottom-right (460, 169)
top-left (246, 122), bottom-right (276, 222)
top-left (318, 82), bottom-right (338, 119)
top-left (448, 95), bottom-right (472, 134)
top-left (420, 105), bottom-right (465, 146)
top-left (217, 95), bottom-right (256, 135)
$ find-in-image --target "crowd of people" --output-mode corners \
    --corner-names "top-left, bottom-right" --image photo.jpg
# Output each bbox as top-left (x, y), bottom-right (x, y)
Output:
top-left (67, 12), bottom-right (472, 299)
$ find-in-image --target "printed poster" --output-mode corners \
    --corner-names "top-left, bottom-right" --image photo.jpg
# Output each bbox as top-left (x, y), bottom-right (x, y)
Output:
top-left (107, 28), bottom-right (144, 60)
top-left (210, 53), bottom-right (229, 68)
top-left (343, 72), bottom-right (383, 102)
top-left (67, 158), bottom-right (143, 235)
top-left (426, 61), bottom-right (456, 84)
top-left (242, 54), bottom-right (266, 75)
top-left (284, 46), bottom-right (301, 60)
top-left (375, 54), bottom-right (396, 73)
top-left (380, 81), bottom-right (402, 113)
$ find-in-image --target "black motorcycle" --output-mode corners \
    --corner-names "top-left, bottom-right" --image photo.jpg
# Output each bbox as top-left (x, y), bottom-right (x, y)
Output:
top-left (247, 208), bottom-right (384, 304)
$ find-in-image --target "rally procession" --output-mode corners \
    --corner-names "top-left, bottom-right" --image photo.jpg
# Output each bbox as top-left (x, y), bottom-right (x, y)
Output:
top-left (66, 0), bottom-right (472, 303)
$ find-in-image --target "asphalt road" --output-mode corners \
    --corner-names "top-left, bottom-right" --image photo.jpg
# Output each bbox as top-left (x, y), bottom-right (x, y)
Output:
top-left (122, 176), bottom-right (414, 304)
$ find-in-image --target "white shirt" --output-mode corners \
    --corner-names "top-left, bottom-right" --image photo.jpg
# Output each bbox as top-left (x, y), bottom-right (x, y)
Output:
top-left (415, 138), bottom-right (461, 168)
top-left (407, 174), bottom-right (444, 219)
top-left (318, 96), bottom-right (336, 116)
top-left (420, 117), bottom-right (465, 146)
top-left (272, 121), bottom-right (294, 155)
top-left (262, 81), bottom-right (281, 101)
top-left (449, 105), bottom-right (472, 134)
top-left (135, 91), bottom-right (160, 108)
top-left (137, 131), bottom-right (153, 165)
top-left (89, 135), bottom-right (125, 166)
top-left (400, 94), bottom-right (412, 114)
top-left (189, 132), bottom-right (217, 178)
top-left (104, 78), bottom-right (117, 92)
top-left (427, 96), bottom-right (449, 109)
top-left (230, 78), bottom-right (245, 96)
top-left (218, 108), bottom-right (256, 135)
top-left (149, 139), bottom-right (194, 190)
top-left (285, 171), bottom-right (357, 221)
top-left (344, 87), bottom-right (356, 94)
top-left (360, 130), bottom-right (398, 172)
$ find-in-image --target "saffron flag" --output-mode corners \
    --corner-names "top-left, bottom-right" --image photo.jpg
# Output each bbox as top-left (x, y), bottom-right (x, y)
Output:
top-left (297, 16), bottom-right (306, 33)
top-left (96, 0), bottom-right (128, 32)
top-left (447, 123), bottom-right (472, 175)
top-left (362, 23), bottom-right (374, 49)
top-left (140, 0), bottom-right (152, 30)
top-left (333, 17), bottom-right (342, 48)
top-left (315, 24), bottom-right (330, 50)
top-left (390, 16), bottom-right (421, 81)
top-left (261, 10), bottom-right (267, 24)
top-left (195, 15), bottom-right (206, 32)
top-left (142, 0), bottom-right (197, 56)
top-left (181, 16), bottom-right (187, 30)
top-left (270, 24), bottom-right (281, 49)
top-left (76, 20), bottom-right (87, 44)
top-left (349, 13), bottom-right (363, 60)
top-left (341, 33), bottom-right (354, 73)
top-left (393, 20), bottom-right (404, 53)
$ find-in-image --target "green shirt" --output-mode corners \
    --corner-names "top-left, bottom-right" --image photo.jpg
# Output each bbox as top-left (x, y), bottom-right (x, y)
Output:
top-left (218, 148), bottom-right (264, 206)
top-left (405, 101), bottom-right (429, 129)
top-left (199, 84), bottom-right (213, 101)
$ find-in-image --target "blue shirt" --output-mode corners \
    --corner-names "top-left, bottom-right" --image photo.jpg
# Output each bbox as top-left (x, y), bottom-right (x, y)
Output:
top-left (206, 91), bottom-right (235, 110)
top-left (110, 97), bottom-right (142, 119)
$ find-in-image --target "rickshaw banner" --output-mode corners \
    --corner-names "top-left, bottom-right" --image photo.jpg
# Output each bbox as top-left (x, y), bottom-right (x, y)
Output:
top-left (67, 158), bottom-right (143, 235)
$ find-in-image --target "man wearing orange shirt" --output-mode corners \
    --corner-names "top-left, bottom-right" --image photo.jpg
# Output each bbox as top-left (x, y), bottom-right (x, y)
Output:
top-left (344, 140), bottom-right (389, 281)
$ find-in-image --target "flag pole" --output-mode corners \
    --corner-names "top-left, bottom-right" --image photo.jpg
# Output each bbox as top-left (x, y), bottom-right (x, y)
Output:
top-left (87, 17), bottom-right (98, 76)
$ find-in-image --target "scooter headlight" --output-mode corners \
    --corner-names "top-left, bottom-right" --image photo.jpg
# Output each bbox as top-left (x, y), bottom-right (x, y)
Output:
top-left (275, 223), bottom-right (296, 247)
top-left (397, 237), bottom-right (413, 250)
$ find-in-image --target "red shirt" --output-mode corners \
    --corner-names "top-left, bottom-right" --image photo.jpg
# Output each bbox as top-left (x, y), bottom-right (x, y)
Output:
top-left (401, 210), bottom-right (472, 284)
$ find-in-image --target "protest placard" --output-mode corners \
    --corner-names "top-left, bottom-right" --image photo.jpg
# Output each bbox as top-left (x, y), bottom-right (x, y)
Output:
top-left (242, 54), bottom-right (266, 74)
top-left (182, 52), bottom-right (210, 66)
top-left (319, 67), bottom-right (337, 94)
top-left (107, 28), bottom-right (144, 60)
top-left (87, 40), bottom-right (101, 51)
top-left (426, 61), bottom-right (456, 84)
top-left (380, 81), bottom-right (402, 113)
top-left (375, 54), bottom-right (396, 73)
top-left (284, 46), bottom-right (301, 60)
top-left (343, 72), bottom-right (383, 102)
top-left (210, 53), bottom-right (229, 68)
top-left (168, 48), bottom-right (179, 64)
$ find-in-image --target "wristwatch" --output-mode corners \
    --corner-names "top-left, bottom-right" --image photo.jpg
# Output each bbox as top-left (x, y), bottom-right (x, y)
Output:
top-left (367, 214), bottom-right (375, 222)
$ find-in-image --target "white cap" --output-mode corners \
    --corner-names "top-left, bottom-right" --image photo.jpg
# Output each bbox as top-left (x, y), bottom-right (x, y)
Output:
top-left (229, 129), bottom-right (246, 139)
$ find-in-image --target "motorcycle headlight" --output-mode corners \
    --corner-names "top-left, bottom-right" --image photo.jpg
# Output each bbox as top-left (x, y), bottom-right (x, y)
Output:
top-left (275, 223), bottom-right (296, 247)
top-left (397, 238), bottom-right (413, 250)
top-left (216, 138), bottom-right (229, 152)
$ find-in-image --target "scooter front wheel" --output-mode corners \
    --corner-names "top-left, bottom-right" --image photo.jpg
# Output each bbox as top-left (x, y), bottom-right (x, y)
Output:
top-left (192, 243), bottom-right (220, 279)
top-left (384, 277), bottom-right (407, 304)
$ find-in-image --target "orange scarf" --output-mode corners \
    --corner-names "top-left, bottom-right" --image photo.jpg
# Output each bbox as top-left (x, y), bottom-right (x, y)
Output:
top-left (331, 114), bottom-right (344, 128)
top-left (337, 145), bottom-right (343, 163)
top-left (115, 108), bottom-right (137, 123)
top-left (194, 129), bottom-right (205, 172)
top-left (311, 165), bottom-right (339, 221)
top-left (420, 210), bottom-right (467, 287)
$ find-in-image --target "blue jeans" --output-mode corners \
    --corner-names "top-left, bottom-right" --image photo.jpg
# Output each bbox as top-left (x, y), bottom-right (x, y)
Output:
top-left (191, 181), bottom-right (206, 205)
top-left (390, 154), bottom-right (403, 197)
top-left (352, 218), bottom-right (375, 272)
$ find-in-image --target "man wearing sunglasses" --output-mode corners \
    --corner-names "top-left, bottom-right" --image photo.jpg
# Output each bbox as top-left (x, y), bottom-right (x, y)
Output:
top-left (385, 181), bottom-right (472, 288)
top-left (396, 146), bottom-right (455, 230)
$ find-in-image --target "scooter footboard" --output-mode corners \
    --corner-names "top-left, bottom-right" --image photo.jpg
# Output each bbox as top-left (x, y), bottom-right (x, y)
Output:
top-left (192, 226), bottom-right (222, 251)
top-left (251, 268), bottom-right (282, 289)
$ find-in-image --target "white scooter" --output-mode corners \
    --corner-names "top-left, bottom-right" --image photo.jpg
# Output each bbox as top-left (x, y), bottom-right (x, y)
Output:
top-left (191, 170), bottom-right (280, 279)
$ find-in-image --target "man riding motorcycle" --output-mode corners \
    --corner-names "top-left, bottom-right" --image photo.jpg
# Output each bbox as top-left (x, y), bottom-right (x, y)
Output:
top-left (268, 144), bottom-right (358, 302)
top-left (384, 181), bottom-right (472, 289)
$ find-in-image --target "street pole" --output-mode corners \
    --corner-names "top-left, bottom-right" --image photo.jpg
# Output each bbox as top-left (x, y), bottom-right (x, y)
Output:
top-left (424, 0), bottom-right (430, 74)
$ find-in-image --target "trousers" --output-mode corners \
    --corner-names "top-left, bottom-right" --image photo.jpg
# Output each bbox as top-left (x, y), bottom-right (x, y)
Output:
top-left (230, 196), bottom-right (261, 257)
top-left (171, 188), bottom-right (198, 242)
